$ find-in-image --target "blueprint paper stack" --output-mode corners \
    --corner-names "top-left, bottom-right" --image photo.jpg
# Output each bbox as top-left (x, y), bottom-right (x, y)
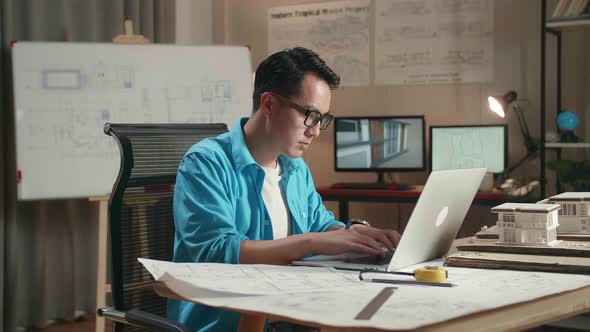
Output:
top-left (451, 224), bottom-right (590, 264)
top-left (444, 250), bottom-right (590, 274)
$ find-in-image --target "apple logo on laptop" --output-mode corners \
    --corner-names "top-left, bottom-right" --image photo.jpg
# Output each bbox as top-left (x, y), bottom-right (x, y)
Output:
top-left (435, 206), bottom-right (449, 227)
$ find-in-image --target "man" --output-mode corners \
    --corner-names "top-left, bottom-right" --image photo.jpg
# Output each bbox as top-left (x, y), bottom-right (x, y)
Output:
top-left (169, 47), bottom-right (400, 331)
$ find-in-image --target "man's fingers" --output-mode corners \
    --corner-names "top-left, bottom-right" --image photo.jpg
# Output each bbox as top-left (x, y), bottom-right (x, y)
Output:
top-left (372, 230), bottom-right (394, 252)
top-left (353, 227), bottom-right (396, 252)
top-left (386, 230), bottom-right (401, 247)
top-left (354, 232), bottom-right (383, 253)
top-left (372, 228), bottom-right (401, 248)
top-left (349, 243), bottom-right (381, 256)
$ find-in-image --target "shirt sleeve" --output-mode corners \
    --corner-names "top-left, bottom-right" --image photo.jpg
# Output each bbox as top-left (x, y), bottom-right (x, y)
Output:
top-left (173, 152), bottom-right (248, 264)
top-left (303, 163), bottom-right (346, 232)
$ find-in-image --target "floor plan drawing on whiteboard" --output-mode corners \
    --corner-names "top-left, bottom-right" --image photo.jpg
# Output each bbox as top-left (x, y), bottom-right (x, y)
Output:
top-left (42, 69), bottom-right (85, 90)
top-left (12, 42), bottom-right (252, 199)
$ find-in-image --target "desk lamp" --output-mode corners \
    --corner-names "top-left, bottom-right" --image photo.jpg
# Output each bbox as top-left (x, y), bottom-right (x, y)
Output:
top-left (488, 90), bottom-right (537, 179)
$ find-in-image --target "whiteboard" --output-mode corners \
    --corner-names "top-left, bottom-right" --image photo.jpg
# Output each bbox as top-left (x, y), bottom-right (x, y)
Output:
top-left (12, 42), bottom-right (253, 200)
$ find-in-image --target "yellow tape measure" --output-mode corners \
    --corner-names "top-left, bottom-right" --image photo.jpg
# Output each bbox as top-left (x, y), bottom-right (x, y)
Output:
top-left (359, 266), bottom-right (451, 287)
top-left (413, 266), bottom-right (448, 283)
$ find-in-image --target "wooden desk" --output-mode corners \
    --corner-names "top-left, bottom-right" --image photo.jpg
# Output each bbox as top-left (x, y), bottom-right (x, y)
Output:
top-left (152, 239), bottom-right (590, 332)
top-left (316, 186), bottom-right (520, 221)
top-left (153, 279), bottom-right (590, 332)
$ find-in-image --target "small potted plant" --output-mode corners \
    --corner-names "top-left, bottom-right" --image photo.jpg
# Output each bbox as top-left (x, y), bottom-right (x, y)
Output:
top-left (547, 160), bottom-right (590, 191)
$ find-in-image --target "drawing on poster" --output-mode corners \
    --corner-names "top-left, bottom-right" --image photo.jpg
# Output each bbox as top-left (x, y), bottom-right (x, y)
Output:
top-left (375, 0), bottom-right (494, 85)
top-left (268, 0), bottom-right (370, 86)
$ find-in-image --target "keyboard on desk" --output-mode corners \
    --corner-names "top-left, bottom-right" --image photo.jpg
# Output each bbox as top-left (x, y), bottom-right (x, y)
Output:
top-left (330, 182), bottom-right (415, 190)
top-left (344, 251), bottom-right (394, 265)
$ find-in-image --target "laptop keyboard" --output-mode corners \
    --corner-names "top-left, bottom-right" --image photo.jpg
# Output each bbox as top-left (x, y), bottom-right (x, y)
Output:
top-left (345, 251), bottom-right (394, 265)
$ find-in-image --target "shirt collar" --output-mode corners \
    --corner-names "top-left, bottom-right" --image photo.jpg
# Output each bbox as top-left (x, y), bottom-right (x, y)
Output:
top-left (278, 154), bottom-right (298, 174)
top-left (230, 117), bottom-right (299, 174)
top-left (230, 118), bottom-right (257, 172)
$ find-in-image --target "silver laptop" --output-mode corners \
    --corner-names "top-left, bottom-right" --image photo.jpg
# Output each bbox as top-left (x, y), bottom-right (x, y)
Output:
top-left (292, 168), bottom-right (486, 272)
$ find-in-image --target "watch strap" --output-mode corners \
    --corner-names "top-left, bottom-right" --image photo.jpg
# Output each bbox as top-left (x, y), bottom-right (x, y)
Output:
top-left (345, 219), bottom-right (371, 229)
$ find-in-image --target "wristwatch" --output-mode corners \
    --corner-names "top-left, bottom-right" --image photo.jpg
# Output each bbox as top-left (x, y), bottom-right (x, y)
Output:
top-left (345, 218), bottom-right (371, 229)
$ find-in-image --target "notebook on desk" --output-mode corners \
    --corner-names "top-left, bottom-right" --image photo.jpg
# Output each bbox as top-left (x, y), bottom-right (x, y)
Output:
top-left (293, 168), bottom-right (487, 272)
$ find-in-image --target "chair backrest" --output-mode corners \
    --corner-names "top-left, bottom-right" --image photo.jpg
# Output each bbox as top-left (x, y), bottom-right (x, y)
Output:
top-left (104, 123), bottom-right (228, 332)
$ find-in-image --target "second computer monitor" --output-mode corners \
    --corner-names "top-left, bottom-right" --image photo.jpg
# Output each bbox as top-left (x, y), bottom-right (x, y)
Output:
top-left (334, 116), bottom-right (426, 171)
top-left (430, 125), bottom-right (507, 174)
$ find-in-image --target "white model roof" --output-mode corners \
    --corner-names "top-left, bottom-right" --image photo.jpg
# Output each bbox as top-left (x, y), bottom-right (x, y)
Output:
top-left (549, 192), bottom-right (590, 202)
top-left (491, 203), bottom-right (561, 214)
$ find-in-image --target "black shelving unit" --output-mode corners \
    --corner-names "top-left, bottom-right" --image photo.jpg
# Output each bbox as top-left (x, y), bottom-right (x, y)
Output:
top-left (541, 0), bottom-right (590, 197)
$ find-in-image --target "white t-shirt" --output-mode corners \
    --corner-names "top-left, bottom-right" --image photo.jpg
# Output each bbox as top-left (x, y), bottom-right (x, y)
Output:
top-left (261, 163), bottom-right (291, 239)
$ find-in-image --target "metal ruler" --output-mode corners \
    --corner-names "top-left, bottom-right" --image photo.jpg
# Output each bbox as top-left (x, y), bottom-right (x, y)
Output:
top-left (354, 287), bottom-right (396, 320)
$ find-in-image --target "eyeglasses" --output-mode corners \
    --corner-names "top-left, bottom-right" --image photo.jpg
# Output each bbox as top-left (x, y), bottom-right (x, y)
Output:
top-left (272, 93), bottom-right (334, 130)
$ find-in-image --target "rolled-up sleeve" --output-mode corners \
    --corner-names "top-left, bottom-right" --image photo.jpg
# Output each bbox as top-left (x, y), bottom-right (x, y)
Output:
top-left (173, 153), bottom-right (248, 264)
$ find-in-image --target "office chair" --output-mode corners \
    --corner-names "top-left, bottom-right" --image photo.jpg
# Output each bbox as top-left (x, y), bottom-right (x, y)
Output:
top-left (98, 123), bottom-right (228, 332)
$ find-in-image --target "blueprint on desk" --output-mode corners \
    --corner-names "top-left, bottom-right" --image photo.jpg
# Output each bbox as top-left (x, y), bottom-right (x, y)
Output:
top-left (139, 258), bottom-right (590, 330)
top-left (139, 258), bottom-right (363, 296)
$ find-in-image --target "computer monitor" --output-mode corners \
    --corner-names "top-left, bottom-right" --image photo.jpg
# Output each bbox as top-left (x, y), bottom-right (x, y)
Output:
top-left (334, 116), bottom-right (426, 182)
top-left (430, 125), bottom-right (508, 174)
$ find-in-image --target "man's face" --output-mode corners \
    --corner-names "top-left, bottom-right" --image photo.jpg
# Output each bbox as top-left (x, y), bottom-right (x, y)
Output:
top-left (269, 74), bottom-right (332, 159)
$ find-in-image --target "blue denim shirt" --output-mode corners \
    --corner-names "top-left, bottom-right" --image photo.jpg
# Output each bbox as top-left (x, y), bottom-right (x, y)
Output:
top-left (168, 118), bottom-right (344, 332)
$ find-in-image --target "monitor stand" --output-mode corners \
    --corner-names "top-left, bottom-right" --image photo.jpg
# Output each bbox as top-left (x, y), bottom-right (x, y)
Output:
top-left (330, 172), bottom-right (415, 190)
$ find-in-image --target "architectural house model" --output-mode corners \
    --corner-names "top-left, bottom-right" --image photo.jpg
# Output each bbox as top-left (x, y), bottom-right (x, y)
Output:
top-left (491, 203), bottom-right (561, 245)
top-left (547, 192), bottom-right (590, 233)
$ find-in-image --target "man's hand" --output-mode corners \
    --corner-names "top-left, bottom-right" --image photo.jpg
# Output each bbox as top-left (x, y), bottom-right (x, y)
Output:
top-left (348, 225), bottom-right (400, 253)
top-left (239, 225), bottom-right (401, 265)
top-left (308, 228), bottom-right (385, 256)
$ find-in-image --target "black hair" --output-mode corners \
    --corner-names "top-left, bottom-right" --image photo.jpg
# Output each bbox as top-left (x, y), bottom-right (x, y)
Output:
top-left (252, 47), bottom-right (340, 112)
